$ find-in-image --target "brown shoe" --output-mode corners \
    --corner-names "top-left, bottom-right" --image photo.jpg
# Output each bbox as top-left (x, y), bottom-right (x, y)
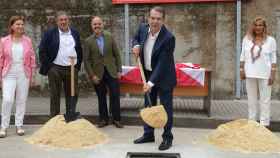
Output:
top-left (113, 121), bottom-right (124, 128)
top-left (97, 120), bottom-right (109, 128)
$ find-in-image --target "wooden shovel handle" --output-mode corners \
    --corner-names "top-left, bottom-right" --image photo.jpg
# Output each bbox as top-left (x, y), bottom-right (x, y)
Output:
top-left (69, 56), bottom-right (76, 97)
top-left (137, 57), bottom-right (146, 83)
top-left (137, 57), bottom-right (152, 106)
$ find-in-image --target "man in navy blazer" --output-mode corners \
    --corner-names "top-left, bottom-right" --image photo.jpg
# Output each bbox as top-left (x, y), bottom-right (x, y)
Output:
top-left (39, 11), bottom-right (83, 122)
top-left (132, 6), bottom-right (176, 150)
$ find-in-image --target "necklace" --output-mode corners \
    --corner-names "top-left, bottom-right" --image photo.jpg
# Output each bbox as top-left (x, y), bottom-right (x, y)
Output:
top-left (250, 39), bottom-right (263, 63)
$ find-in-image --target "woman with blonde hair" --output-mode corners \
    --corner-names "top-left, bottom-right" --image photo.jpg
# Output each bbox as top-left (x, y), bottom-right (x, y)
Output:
top-left (240, 16), bottom-right (277, 127)
top-left (0, 16), bottom-right (36, 138)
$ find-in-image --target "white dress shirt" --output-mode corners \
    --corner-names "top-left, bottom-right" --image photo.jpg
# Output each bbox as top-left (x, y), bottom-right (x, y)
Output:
top-left (144, 29), bottom-right (160, 71)
top-left (53, 29), bottom-right (77, 66)
top-left (144, 28), bottom-right (160, 87)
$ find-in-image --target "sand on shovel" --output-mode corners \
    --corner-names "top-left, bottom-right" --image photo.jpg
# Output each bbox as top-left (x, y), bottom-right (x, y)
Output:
top-left (140, 105), bottom-right (168, 128)
top-left (25, 115), bottom-right (108, 149)
top-left (208, 119), bottom-right (280, 153)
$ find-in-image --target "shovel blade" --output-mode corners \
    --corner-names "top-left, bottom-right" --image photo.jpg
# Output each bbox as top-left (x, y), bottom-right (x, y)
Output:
top-left (140, 105), bottom-right (168, 128)
top-left (64, 96), bottom-right (81, 123)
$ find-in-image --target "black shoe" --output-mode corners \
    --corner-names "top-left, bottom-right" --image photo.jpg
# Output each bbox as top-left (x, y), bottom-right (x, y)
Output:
top-left (134, 136), bottom-right (155, 144)
top-left (113, 121), bottom-right (124, 128)
top-left (97, 120), bottom-right (109, 128)
top-left (158, 139), bottom-right (172, 150)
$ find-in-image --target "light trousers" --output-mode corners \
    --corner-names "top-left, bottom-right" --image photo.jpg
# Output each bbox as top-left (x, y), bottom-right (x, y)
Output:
top-left (246, 78), bottom-right (271, 126)
top-left (1, 64), bottom-right (29, 129)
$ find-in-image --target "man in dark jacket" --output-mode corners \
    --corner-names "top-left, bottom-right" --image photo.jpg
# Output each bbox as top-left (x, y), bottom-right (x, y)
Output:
top-left (132, 6), bottom-right (176, 150)
top-left (39, 11), bottom-right (83, 122)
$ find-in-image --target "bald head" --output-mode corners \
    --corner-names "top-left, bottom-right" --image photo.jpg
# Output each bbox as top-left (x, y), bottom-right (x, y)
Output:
top-left (91, 16), bottom-right (104, 36)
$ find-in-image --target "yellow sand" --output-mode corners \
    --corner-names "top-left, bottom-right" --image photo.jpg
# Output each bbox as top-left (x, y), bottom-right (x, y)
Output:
top-left (208, 119), bottom-right (280, 153)
top-left (25, 115), bottom-right (108, 149)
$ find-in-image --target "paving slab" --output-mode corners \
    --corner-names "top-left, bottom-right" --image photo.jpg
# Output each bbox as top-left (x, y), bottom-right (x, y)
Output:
top-left (2, 97), bottom-right (280, 130)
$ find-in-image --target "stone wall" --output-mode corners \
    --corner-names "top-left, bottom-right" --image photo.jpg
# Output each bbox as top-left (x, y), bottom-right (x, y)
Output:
top-left (0, 0), bottom-right (279, 98)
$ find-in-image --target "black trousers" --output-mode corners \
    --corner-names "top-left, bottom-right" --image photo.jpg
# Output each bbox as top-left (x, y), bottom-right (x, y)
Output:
top-left (48, 64), bottom-right (79, 117)
top-left (143, 70), bottom-right (174, 141)
top-left (94, 67), bottom-right (121, 121)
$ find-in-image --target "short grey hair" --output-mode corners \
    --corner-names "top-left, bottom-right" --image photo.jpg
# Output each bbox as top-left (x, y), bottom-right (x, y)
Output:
top-left (55, 11), bottom-right (68, 19)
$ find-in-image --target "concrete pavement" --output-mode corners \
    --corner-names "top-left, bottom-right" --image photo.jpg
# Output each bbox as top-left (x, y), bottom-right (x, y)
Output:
top-left (1, 97), bottom-right (280, 157)
top-left (0, 125), bottom-right (280, 158)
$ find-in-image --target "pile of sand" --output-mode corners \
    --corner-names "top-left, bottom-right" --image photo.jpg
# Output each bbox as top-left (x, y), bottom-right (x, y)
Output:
top-left (208, 119), bottom-right (280, 153)
top-left (25, 115), bottom-right (108, 149)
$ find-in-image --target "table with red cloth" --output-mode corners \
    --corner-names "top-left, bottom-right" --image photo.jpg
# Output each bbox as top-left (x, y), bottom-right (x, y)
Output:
top-left (119, 63), bottom-right (212, 116)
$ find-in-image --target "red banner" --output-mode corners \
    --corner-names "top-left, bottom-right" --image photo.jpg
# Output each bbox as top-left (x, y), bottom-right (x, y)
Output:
top-left (112, 0), bottom-right (235, 4)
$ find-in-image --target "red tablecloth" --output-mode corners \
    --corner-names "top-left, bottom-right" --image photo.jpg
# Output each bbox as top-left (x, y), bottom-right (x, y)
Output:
top-left (120, 63), bottom-right (205, 86)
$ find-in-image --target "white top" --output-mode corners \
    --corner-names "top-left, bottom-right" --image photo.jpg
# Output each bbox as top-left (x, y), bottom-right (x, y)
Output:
top-left (240, 35), bottom-right (277, 79)
top-left (144, 29), bottom-right (160, 71)
top-left (11, 42), bottom-right (24, 64)
top-left (53, 29), bottom-right (77, 66)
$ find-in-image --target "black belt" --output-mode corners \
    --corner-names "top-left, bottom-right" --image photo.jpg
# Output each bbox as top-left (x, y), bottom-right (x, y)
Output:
top-left (52, 64), bottom-right (71, 69)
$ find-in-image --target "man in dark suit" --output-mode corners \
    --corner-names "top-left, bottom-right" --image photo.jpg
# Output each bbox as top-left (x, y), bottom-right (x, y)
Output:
top-left (39, 11), bottom-right (83, 122)
top-left (84, 16), bottom-right (123, 128)
top-left (132, 6), bottom-right (176, 150)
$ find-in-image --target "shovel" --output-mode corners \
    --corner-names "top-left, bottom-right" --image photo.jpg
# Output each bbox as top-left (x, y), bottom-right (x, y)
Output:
top-left (64, 56), bottom-right (81, 123)
top-left (137, 58), bottom-right (168, 128)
